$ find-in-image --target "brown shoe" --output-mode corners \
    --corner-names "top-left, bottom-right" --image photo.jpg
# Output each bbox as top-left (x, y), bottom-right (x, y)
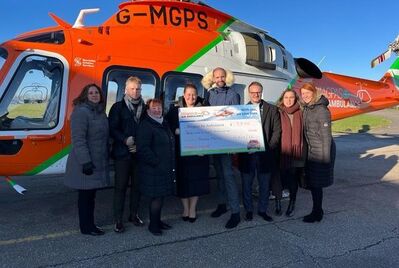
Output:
top-left (129, 214), bottom-right (145, 227)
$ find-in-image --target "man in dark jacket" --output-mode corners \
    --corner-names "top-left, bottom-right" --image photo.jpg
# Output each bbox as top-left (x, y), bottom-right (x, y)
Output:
top-left (239, 81), bottom-right (281, 222)
top-left (206, 67), bottom-right (242, 229)
top-left (109, 76), bottom-right (146, 233)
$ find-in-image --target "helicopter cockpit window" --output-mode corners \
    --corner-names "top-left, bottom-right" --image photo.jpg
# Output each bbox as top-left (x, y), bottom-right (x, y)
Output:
top-left (162, 72), bottom-right (204, 113)
top-left (104, 68), bottom-right (158, 115)
top-left (0, 55), bottom-right (63, 130)
top-left (0, 47), bottom-right (8, 74)
top-left (18, 31), bottom-right (65, 45)
top-left (242, 33), bottom-right (264, 63)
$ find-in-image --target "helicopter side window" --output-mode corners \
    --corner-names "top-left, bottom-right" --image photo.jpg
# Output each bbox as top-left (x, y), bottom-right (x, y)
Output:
top-left (18, 31), bottom-right (65, 44)
top-left (103, 67), bottom-right (159, 115)
top-left (0, 47), bottom-right (8, 74)
top-left (162, 72), bottom-right (204, 113)
top-left (0, 55), bottom-right (63, 130)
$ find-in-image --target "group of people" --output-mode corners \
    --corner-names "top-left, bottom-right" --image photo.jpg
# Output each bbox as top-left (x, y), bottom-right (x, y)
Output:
top-left (64, 67), bottom-right (335, 237)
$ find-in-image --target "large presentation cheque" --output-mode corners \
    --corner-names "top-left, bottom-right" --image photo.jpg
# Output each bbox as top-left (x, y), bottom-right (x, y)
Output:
top-left (179, 105), bottom-right (265, 156)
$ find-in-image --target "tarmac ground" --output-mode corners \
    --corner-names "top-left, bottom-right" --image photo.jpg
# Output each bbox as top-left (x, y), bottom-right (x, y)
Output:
top-left (0, 109), bottom-right (398, 268)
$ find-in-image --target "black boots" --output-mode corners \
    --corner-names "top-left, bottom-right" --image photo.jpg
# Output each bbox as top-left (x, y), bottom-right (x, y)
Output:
top-left (303, 209), bottom-right (323, 223)
top-left (245, 212), bottom-right (253, 221)
top-left (211, 204), bottom-right (227, 218)
top-left (286, 198), bottom-right (296, 217)
top-left (225, 213), bottom-right (240, 229)
top-left (275, 199), bottom-right (282, 216)
top-left (304, 188), bottom-right (324, 222)
top-left (258, 212), bottom-right (273, 222)
top-left (148, 224), bottom-right (162, 236)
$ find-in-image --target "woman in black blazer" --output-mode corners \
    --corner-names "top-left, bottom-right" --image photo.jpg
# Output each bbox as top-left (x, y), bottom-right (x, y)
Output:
top-left (166, 84), bottom-right (210, 223)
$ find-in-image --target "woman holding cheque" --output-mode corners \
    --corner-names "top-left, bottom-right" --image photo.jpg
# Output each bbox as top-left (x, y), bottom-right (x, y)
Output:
top-left (166, 83), bottom-right (210, 223)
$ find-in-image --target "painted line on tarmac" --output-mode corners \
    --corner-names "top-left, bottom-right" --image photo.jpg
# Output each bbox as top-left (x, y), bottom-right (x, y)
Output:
top-left (0, 208), bottom-right (217, 246)
top-left (2, 205), bottom-right (336, 247)
top-left (0, 230), bottom-right (79, 246)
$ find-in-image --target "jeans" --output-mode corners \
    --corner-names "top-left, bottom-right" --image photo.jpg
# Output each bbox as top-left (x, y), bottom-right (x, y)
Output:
top-left (113, 157), bottom-right (141, 221)
top-left (241, 154), bottom-right (271, 213)
top-left (213, 154), bottom-right (240, 214)
top-left (242, 167), bottom-right (271, 213)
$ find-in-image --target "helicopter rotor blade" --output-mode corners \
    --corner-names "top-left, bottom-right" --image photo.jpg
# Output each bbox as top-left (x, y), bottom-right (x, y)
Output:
top-left (371, 49), bottom-right (392, 68)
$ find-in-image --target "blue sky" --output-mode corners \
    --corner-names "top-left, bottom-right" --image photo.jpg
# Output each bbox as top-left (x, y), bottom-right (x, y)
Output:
top-left (0, 0), bottom-right (396, 80)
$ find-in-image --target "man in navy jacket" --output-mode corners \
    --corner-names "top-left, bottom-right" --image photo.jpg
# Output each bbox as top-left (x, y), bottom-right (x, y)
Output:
top-left (206, 67), bottom-right (241, 229)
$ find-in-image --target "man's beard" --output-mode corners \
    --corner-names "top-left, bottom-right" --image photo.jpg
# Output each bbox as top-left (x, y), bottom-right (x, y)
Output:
top-left (216, 81), bottom-right (226, 87)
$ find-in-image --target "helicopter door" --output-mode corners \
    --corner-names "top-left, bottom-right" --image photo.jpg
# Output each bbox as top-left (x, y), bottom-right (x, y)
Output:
top-left (161, 72), bottom-right (204, 113)
top-left (103, 67), bottom-right (159, 115)
top-left (0, 53), bottom-right (67, 175)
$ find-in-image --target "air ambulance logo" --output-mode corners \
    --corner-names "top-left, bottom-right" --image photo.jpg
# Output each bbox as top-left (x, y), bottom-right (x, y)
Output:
top-left (74, 57), bottom-right (82, 67)
top-left (73, 57), bottom-right (95, 68)
top-left (356, 90), bottom-right (372, 104)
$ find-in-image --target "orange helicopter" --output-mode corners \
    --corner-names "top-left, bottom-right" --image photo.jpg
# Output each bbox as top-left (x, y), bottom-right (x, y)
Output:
top-left (0, 0), bottom-right (398, 193)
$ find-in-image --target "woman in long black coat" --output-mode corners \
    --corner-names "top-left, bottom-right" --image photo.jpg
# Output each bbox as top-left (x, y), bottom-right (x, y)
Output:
top-left (300, 82), bottom-right (336, 223)
top-left (166, 84), bottom-right (210, 223)
top-left (136, 99), bottom-right (176, 235)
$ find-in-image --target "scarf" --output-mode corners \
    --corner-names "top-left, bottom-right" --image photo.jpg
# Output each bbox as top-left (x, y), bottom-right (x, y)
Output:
top-left (148, 112), bottom-right (164, 124)
top-left (124, 95), bottom-right (144, 123)
top-left (279, 102), bottom-right (303, 169)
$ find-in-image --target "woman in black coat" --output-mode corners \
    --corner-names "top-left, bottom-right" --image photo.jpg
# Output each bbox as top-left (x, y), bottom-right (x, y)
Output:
top-left (166, 84), bottom-right (210, 223)
top-left (300, 82), bottom-right (336, 223)
top-left (136, 99), bottom-right (176, 235)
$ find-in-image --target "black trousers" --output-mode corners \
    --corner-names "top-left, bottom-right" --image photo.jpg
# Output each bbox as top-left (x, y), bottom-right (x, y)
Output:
top-left (310, 187), bottom-right (323, 212)
top-left (113, 157), bottom-right (141, 221)
top-left (281, 167), bottom-right (300, 200)
top-left (78, 189), bottom-right (97, 233)
top-left (149, 197), bottom-right (164, 230)
top-left (270, 170), bottom-right (283, 200)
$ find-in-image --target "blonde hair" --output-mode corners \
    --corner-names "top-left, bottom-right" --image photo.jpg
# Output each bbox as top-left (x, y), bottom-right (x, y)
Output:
top-left (300, 82), bottom-right (321, 104)
top-left (125, 76), bottom-right (142, 87)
